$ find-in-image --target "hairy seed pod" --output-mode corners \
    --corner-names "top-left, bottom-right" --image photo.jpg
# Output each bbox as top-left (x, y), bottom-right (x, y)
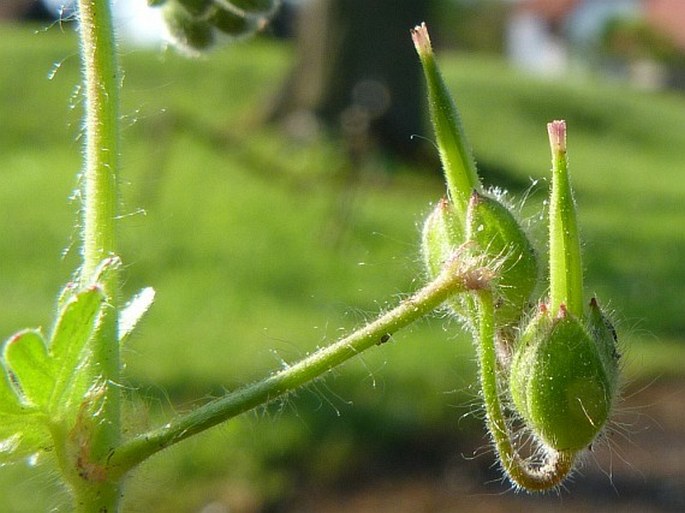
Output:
top-left (422, 198), bottom-right (464, 280)
top-left (421, 198), bottom-right (476, 323)
top-left (509, 301), bottom-right (620, 451)
top-left (466, 190), bottom-right (537, 329)
top-left (421, 192), bottom-right (537, 332)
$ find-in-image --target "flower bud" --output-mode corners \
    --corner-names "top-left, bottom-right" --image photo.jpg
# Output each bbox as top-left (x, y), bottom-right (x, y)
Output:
top-left (510, 301), bottom-right (620, 451)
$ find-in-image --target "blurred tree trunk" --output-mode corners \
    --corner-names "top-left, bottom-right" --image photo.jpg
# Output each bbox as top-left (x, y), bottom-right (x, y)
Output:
top-left (270, 0), bottom-right (430, 162)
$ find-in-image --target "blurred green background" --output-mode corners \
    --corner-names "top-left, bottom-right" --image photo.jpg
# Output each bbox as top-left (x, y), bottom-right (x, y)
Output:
top-left (1, 12), bottom-right (685, 512)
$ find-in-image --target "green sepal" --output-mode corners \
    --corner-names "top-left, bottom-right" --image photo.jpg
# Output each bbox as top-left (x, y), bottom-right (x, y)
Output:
top-left (588, 297), bottom-right (621, 393)
top-left (3, 330), bottom-right (53, 409)
top-left (465, 191), bottom-right (537, 328)
top-left (510, 304), bottom-right (617, 451)
top-left (48, 286), bottom-right (105, 414)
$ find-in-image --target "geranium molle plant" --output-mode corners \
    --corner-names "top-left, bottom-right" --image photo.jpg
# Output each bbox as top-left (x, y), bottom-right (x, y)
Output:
top-left (0, 6), bottom-right (623, 510)
top-left (412, 23), bottom-right (621, 490)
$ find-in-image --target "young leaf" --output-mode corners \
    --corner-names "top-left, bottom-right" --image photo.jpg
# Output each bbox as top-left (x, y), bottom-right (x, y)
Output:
top-left (0, 346), bottom-right (52, 464)
top-left (119, 287), bottom-right (155, 344)
top-left (49, 286), bottom-right (105, 412)
top-left (0, 361), bottom-right (24, 415)
top-left (3, 330), bottom-right (53, 409)
top-left (0, 419), bottom-right (51, 466)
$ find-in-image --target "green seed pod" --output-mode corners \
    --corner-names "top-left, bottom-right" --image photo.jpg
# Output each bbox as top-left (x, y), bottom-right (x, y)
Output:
top-left (421, 198), bottom-right (475, 322)
top-left (163, 2), bottom-right (215, 51)
top-left (421, 192), bottom-right (537, 331)
top-left (422, 198), bottom-right (464, 279)
top-left (466, 190), bottom-right (537, 329)
top-left (510, 301), bottom-right (620, 451)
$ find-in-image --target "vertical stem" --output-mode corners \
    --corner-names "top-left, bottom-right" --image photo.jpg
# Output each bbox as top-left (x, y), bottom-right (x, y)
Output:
top-left (547, 120), bottom-right (583, 317)
top-left (76, 1), bottom-right (122, 511)
top-left (80, 0), bottom-right (119, 283)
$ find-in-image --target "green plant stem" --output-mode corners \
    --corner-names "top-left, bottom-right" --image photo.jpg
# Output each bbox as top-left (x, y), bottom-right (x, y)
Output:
top-left (108, 260), bottom-right (481, 478)
top-left (547, 120), bottom-right (583, 317)
top-left (73, 1), bottom-right (122, 511)
top-left (79, 0), bottom-right (120, 283)
top-left (475, 289), bottom-right (575, 491)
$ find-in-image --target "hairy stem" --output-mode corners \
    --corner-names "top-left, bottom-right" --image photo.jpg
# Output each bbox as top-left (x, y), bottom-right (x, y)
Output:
top-left (476, 289), bottom-right (575, 491)
top-left (73, 1), bottom-right (122, 511)
top-left (79, 0), bottom-right (119, 284)
top-left (108, 259), bottom-right (482, 478)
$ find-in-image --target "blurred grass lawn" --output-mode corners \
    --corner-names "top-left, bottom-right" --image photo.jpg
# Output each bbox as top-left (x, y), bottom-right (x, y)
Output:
top-left (1, 22), bottom-right (684, 512)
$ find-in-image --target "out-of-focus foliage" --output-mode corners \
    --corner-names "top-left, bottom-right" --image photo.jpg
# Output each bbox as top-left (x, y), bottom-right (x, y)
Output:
top-left (431, 0), bottom-right (509, 53)
top-left (600, 15), bottom-right (685, 66)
